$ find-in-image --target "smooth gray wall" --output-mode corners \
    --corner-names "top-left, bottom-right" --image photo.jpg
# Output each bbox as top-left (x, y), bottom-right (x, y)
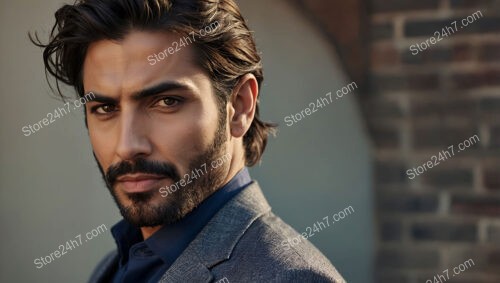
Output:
top-left (0, 0), bottom-right (373, 282)
top-left (1, 1), bottom-right (123, 282)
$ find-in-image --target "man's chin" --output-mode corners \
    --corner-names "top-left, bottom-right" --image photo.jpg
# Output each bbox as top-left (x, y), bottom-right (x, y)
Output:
top-left (113, 193), bottom-right (164, 226)
top-left (119, 204), bottom-right (168, 227)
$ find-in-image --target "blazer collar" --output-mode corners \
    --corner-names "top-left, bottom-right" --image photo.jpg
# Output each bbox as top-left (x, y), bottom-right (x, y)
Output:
top-left (158, 181), bottom-right (271, 282)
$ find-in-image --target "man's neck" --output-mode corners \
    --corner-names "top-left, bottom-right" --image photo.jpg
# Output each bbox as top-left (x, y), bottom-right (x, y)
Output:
top-left (141, 226), bottom-right (162, 240)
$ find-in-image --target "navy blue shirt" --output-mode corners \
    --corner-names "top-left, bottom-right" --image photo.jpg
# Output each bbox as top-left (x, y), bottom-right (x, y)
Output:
top-left (111, 168), bottom-right (252, 283)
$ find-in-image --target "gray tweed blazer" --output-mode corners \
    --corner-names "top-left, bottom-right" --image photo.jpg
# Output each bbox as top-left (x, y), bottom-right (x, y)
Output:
top-left (88, 182), bottom-right (346, 283)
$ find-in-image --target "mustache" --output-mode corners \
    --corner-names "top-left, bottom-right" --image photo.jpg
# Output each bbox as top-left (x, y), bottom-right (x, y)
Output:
top-left (105, 158), bottom-right (180, 187)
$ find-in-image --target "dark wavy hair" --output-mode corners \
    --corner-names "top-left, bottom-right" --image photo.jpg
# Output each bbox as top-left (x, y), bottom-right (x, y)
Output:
top-left (31, 0), bottom-right (276, 166)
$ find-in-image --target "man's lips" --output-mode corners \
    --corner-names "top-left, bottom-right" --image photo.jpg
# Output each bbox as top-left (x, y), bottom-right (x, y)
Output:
top-left (116, 174), bottom-right (167, 194)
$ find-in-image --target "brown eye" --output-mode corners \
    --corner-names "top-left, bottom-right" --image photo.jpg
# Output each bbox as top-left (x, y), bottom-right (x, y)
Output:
top-left (94, 104), bottom-right (117, 114)
top-left (156, 97), bottom-right (180, 107)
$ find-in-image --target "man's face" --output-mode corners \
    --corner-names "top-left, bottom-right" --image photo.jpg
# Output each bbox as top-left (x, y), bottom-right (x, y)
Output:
top-left (82, 31), bottom-right (231, 227)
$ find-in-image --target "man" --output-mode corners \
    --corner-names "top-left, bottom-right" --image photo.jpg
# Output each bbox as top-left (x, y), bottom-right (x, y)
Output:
top-left (33, 0), bottom-right (345, 282)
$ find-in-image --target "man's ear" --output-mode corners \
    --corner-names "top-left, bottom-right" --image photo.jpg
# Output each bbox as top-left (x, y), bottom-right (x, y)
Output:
top-left (229, 74), bottom-right (258, 138)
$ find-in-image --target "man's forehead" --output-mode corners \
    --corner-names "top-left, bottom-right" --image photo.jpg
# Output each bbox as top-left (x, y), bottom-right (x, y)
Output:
top-left (84, 31), bottom-right (188, 66)
top-left (82, 30), bottom-right (200, 97)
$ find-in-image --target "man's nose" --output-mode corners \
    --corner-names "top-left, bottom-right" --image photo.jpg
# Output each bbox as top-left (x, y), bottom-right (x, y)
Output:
top-left (115, 112), bottom-right (152, 161)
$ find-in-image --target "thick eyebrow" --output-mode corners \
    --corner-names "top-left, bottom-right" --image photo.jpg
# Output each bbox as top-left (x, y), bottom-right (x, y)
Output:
top-left (85, 81), bottom-right (194, 104)
top-left (131, 81), bottom-right (193, 101)
top-left (85, 93), bottom-right (117, 104)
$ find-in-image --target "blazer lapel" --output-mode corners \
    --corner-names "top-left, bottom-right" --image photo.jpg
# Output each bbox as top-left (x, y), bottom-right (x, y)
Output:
top-left (158, 181), bottom-right (271, 282)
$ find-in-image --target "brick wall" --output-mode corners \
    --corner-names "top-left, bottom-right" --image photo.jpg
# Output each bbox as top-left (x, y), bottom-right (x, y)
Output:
top-left (369, 0), bottom-right (500, 282)
top-left (298, 0), bottom-right (500, 282)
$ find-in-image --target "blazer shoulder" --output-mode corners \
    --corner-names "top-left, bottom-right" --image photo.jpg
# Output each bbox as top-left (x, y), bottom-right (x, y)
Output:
top-left (276, 268), bottom-right (346, 283)
top-left (218, 211), bottom-right (345, 282)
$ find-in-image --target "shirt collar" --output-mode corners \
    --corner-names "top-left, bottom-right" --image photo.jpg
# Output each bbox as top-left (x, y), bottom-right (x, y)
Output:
top-left (111, 167), bottom-right (252, 266)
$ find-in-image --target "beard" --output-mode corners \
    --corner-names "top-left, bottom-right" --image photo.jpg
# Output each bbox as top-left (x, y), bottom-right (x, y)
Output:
top-left (93, 114), bottom-right (228, 227)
